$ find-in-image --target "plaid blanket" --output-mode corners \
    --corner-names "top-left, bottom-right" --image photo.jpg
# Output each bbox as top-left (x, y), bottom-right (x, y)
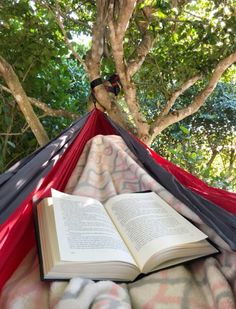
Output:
top-left (1, 135), bottom-right (235, 309)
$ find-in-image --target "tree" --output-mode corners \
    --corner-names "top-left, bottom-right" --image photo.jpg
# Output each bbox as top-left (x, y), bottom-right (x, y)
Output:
top-left (41, 0), bottom-right (236, 144)
top-left (153, 80), bottom-right (236, 191)
top-left (0, 0), bottom-right (90, 169)
top-left (0, 0), bottom-right (235, 176)
top-left (0, 56), bottom-right (49, 145)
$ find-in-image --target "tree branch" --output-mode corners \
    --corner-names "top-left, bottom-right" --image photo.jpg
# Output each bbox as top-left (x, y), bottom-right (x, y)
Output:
top-left (227, 148), bottom-right (235, 178)
top-left (54, 5), bottom-right (89, 73)
top-left (128, 31), bottom-right (155, 76)
top-left (108, 3), bottom-right (126, 77)
top-left (29, 98), bottom-right (78, 119)
top-left (128, 7), bottom-right (156, 76)
top-left (0, 84), bottom-right (78, 120)
top-left (37, 0), bottom-right (88, 72)
top-left (116, 0), bottom-right (137, 40)
top-left (0, 56), bottom-right (49, 146)
top-left (157, 75), bottom-right (201, 119)
top-left (85, 0), bottom-right (112, 111)
top-left (107, 0), bottom-right (150, 140)
top-left (22, 61), bottom-right (35, 82)
top-left (149, 52), bottom-right (236, 140)
top-left (60, 7), bottom-right (93, 32)
top-left (206, 148), bottom-right (219, 169)
top-left (0, 132), bottom-right (24, 136)
top-left (2, 103), bottom-right (14, 161)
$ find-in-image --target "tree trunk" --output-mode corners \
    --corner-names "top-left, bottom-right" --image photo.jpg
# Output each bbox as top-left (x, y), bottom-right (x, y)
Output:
top-left (206, 148), bottom-right (218, 169)
top-left (227, 148), bottom-right (235, 179)
top-left (0, 56), bottom-right (49, 146)
top-left (42, 2), bottom-right (236, 146)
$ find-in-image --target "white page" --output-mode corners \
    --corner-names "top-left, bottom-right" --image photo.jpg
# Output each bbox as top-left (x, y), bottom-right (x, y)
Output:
top-left (105, 192), bottom-right (208, 268)
top-left (51, 189), bottom-right (135, 264)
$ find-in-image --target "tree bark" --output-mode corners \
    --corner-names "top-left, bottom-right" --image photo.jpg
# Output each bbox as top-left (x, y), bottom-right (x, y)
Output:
top-left (1, 84), bottom-right (78, 120)
top-left (206, 148), bottom-right (218, 169)
top-left (46, 1), bottom-right (236, 146)
top-left (108, 0), bottom-right (151, 141)
top-left (0, 56), bottom-right (49, 146)
top-left (2, 102), bottom-right (15, 163)
top-left (227, 148), bottom-right (235, 178)
top-left (85, 0), bottom-right (112, 112)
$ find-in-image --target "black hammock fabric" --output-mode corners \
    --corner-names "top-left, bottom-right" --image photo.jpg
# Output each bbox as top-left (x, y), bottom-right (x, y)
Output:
top-left (0, 108), bottom-right (236, 291)
top-left (0, 109), bottom-right (236, 247)
top-left (0, 112), bottom-right (90, 223)
top-left (106, 115), bottom-right (236, 250)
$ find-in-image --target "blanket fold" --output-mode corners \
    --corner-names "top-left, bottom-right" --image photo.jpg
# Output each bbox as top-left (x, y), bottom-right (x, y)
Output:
top-left (1, 135), bottom-right (235, 309)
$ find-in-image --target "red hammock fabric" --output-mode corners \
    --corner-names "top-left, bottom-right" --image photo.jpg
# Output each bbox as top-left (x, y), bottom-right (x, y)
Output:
top-left (0, 110), bottom-right (116, 290)
top-left (145, 144), bottom-right (236, 214)
top-left (0, 108), bottom-right (235, 291)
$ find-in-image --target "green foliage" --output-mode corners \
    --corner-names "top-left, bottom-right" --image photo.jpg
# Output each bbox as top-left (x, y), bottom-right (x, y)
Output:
top-left (0, 98), bottom-right (37, 172)
top-left (133, 0), bottom-right (236, 104)
top-left (27, 53), bottom-right (89, 136)
top-left (0, 1), bottom-right (91, 171)
top-left (0, 0), bottom-right (67, 79)
top-left (152, 82), bottom-right (236, 191)
top-left (0, 53), bottom-right (90, 172)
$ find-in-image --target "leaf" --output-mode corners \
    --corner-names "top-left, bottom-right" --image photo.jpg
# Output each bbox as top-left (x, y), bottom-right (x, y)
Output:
top-left (190, 152), bottom-right (197, 160)
top-left (7, 141), bottom-right (16, 148)
top-left (172, 33), bottom-right (178, 42)
top-left (169, 149), bottom-right (176, 154)
top-left (179, 125), bottom-right (189, 134)
top-left (66, 31), bottom-right (72, 40)
top-left (155, 10), bottom-right (167, 19)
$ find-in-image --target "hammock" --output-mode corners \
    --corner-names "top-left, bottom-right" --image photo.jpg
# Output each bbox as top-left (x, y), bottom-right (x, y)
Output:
top-left (0, 108), bottom-right (235, 308)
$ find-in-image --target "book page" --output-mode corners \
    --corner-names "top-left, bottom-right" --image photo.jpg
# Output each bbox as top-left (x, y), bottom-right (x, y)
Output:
top-left (105, 192), bottom-right (208, 270)
top-left (51, 189), bottom-right (135, 265)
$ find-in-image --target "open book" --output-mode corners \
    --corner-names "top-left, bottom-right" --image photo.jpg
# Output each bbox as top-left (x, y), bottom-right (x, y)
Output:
top-left (35, 189), bottom-right (218, 281)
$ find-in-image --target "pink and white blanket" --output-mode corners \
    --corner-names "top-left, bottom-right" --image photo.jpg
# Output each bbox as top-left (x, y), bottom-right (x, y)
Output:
top-left (1, 135), bottom-right (235, 309)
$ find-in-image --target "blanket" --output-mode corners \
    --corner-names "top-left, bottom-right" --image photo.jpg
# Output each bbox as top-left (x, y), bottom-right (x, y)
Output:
top-left (1, 135), bottom-right (235, 309)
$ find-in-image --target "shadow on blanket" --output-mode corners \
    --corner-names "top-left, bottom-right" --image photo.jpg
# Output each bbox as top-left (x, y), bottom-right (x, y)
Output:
top-left (1, 136), bottom-right (235, 309)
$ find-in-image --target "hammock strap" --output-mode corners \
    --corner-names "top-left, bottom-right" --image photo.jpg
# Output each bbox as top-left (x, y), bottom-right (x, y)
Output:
top-left (90, 78), bottom-right (103, 90)
top-left (90, 74), bottom-right (121, 105)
